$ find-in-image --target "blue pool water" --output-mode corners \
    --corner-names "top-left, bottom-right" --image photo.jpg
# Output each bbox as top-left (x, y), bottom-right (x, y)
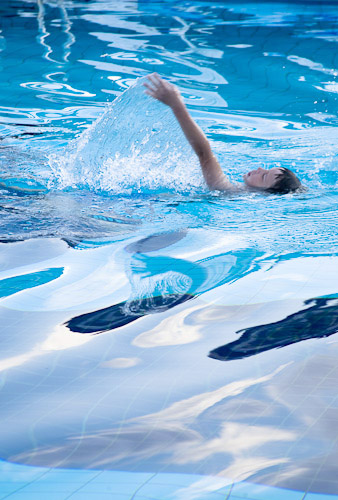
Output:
top-left (1, 1), bottom-right (338, 498)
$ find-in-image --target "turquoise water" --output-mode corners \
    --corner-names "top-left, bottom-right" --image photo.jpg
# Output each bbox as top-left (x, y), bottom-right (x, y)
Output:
top-left (1, 1), bottom-right (338, 498)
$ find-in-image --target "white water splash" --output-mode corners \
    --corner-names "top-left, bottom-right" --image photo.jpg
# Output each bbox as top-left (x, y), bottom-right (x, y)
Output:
top-left (49, 77), bottom-right (203, 194)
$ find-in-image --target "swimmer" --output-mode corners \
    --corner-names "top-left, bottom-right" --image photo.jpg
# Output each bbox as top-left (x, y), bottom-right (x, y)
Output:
top-left (144, 73), bottom-right (302, 194)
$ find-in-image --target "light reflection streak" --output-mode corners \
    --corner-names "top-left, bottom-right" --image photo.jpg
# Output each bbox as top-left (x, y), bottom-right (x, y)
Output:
top-left (172, 16), bottom-right (224, 59)
top-left (174, 475), bottom-right (233, 500)
top-left (81, 13), bottom-right (161, 36)
top-left (132, 304), bottom-right (202, 347)
top-left (171, 422), bottom-right (293, 465)
top-left (0, 324), bottom-right (91, 373)
top-left (58, 0), bottom-right (75, 63)
top-left (15, 363), bottom-right (296, 472)
top-left (174, 456), bottom-right (290, 500)
top-left (131, 363), bottom-right (290, 424)
top-left (36, 0), bottom-right (75, 65)
top-left (287, 55), bottom-right (338, 77)
top-left (37, 0), bottom-right (55, 63)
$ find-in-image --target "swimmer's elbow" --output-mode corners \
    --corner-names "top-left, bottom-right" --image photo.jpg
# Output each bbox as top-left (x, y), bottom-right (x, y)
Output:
top-left (200, 155), bottom-right (233, 191)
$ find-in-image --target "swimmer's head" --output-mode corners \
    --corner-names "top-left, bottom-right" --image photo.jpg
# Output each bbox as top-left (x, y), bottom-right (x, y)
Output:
top-left (243, 166), bottom-right (302, 194)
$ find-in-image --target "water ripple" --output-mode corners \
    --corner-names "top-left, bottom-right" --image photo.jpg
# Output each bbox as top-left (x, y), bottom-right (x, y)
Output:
top-left (21, 81), bottom-right (95, 97)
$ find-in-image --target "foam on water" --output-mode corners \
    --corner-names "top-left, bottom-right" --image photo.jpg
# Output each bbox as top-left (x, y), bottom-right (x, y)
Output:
top-left (49, 78), bottom-right (203, 194)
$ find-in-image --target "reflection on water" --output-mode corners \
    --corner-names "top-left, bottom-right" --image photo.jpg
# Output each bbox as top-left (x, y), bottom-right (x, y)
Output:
top-left (209, 296), bottom-right (338, 361)
top-left (0, 267), bottom-right (63, 298)
top-left (1, 234), bottom-right (338, 494)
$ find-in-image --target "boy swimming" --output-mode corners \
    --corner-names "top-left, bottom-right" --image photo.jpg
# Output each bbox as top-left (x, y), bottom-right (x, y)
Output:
top-left (144, 73), bottom-right (302, 194)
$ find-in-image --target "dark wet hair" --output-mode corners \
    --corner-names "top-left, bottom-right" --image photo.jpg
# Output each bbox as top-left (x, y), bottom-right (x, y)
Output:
top-left (267, 167), bottom-right (302, 194)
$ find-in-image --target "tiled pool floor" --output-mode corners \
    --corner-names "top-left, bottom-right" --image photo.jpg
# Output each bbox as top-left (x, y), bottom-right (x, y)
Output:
top-left (0, 459), bottom-right (331, 500)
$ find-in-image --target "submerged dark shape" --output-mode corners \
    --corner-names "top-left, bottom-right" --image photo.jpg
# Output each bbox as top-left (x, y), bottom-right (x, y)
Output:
top-left (0, 237), bottom-right (24, 243)
top-left (209, 297), bottom-right (338, 361)
top-left (125, 230), bottom-right (187, 253)
top-left (64, 232), bottom-right (265, 335)
top-left (65, 293), bottom-right (193, 334)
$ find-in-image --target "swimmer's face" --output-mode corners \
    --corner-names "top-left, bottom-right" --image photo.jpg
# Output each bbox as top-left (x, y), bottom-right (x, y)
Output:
top-left (243, 167), bottom-right (283, 191)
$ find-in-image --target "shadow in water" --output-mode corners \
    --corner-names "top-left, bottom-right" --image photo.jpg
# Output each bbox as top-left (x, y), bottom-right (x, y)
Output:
top-left (125, 230), bottom-right (187, 253)
top-left (209, 297), bottom-right (338, 361)
top-left (65, 231), bottom-right (263, 335)
top-left (66, 293), bottom-right (193, 334)
top-left (66, 231), bottom-right (194, 334)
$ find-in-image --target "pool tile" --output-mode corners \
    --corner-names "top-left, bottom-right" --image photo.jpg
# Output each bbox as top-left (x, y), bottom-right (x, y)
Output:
top-left (15, 481), bottom-right (85, 494)
top-left (0, 492), bottom-right (69, 500)
top-left (305, 495), bottom-right (338, 500)
top-left (66, 493), bottom-right (132, 500)
top-left (125, 496), bottom-right (156, 500)
top-left (134, 493), bottom-right (225, 500)
top-left (230, 482), bottom-right (304, 500)
top-left (78, 480), bottom-right (140, 494)
top-left (0, 483), bottom-right (30, 497)
top-left (304, 482), bottom-right (338, 496)
top-left (133, 482), bottom-right (184, 499)
top-left (0, 461), bottom-right (45, 482)
top-left (227, 496), bottom-right (254, 500)
top-left (94, 470), bottom-right (154, 483)
top-left (34, 469), bottom-right (100, 483)
top-left (149, 472), bottom-right (203, 486)
top-left (138, 481), bottom-right (230, 500)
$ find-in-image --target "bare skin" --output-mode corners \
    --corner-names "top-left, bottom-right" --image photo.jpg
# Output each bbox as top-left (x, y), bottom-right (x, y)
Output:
top-left (144, 73), bottom-right (283, 193)
top-left (243, 166), bottom-right (284, 190)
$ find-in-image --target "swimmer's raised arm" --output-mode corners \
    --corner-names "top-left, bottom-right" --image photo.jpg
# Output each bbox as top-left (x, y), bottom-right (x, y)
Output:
top-left (143, 73), bottom-right (235, 192)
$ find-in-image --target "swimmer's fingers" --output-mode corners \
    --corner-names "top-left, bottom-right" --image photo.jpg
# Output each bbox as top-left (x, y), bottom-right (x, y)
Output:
top-left (146, 75), bottom-right (177, 95)
top-left (143, 83), bottom-right (161, 101)
top-left (143, 78), bottom-right (165, 99)
top-left (143, 73), bottom-right (162, 94)
top-left (144, 74), bottom-right (181, 107)
top-left (143, 81), bottom-right (156, 94)
top-left (147, 72), bottom-right (163, 87)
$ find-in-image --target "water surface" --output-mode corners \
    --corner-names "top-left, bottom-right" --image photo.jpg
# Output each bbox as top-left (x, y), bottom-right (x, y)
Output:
top-left (1, 0), bottom-right (338, 497)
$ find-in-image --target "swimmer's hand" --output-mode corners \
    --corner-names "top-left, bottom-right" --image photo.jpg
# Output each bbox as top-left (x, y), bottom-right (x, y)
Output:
top-left (143, 73), bottom-right (182, 109)
top-left (143, 73), bottom-right (234, 192)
